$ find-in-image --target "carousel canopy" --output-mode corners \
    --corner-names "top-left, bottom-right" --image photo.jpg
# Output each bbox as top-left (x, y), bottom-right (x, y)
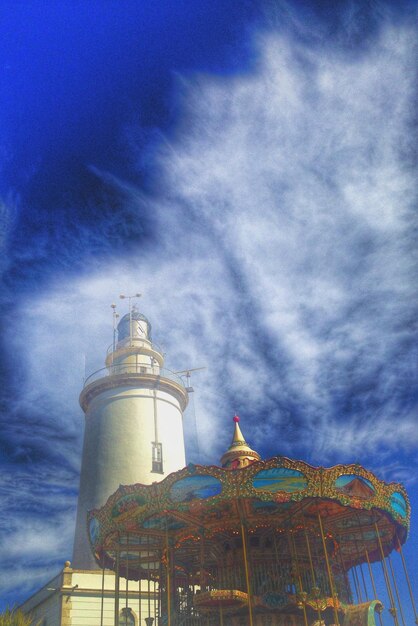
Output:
top-left (87, 419), bottom-right (413, 626)
top-left (88, 454), bottom-right (409, 579)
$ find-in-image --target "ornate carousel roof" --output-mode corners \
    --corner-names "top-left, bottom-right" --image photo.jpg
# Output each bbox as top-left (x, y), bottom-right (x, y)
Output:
top-left (88, 419), bottom-right (410, 581)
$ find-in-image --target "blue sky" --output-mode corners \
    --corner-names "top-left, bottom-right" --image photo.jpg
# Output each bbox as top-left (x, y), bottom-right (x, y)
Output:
top-left (0, 0), bottom-right (417, 616)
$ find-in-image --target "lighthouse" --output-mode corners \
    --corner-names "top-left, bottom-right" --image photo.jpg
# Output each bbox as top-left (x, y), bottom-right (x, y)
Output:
top-left (72, 306), bottom-right (189, 569)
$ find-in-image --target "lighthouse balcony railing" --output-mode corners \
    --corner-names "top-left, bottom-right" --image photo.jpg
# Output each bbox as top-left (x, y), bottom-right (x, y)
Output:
top-left (83, 363), bottom-right (185, 388)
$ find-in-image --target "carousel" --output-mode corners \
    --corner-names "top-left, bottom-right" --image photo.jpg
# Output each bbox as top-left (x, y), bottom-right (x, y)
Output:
top-left (88, 417), bottom-right (416, 626)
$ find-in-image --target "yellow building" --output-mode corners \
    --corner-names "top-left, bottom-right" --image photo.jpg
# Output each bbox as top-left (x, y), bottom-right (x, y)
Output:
top-left (20, 564), bottom-right (152, 626)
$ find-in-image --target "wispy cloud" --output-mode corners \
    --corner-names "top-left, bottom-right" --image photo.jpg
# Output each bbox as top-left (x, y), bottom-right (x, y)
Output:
top-left (2, 19), bottom-right (418, 603)
top-left (0, 468), bottom-right (76, 602)
top-left (11, 23), bottom-right (418, 464)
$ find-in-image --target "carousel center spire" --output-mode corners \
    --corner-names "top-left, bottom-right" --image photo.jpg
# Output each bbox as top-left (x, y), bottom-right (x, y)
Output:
top-left (220, 414), bottom-right (261, 469)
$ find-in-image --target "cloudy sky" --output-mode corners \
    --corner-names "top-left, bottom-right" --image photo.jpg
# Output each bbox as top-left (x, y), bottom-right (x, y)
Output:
top-left (1, 0), bottom-right (417, 616)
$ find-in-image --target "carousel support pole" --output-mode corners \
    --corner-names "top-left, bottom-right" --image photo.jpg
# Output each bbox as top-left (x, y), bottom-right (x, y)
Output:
top-left (219, 602), bottom-right (224, 626)
top-left (304, 527), bottom-right (322, 624)
top-left (159, 578), bottom-right (162, 626)
top-left (353, 539), bottom-right (367, 602)
top-left (388, 556), bottom-right (406, 626)
top-left (336, 539), bottom-right (352, 605)
top-left (318, 513), bottom-right (340, 626)
top-left (396, 535), bottom-right (418, 624)
top-left (359, 562), bottom-right (369, 601)
top-left (350, 567), bottom-right (359, 604)
top-left (126, 533), bottom-right (130, 625)
top-left (273, 532), bottom-right (281, 572)
top-left (160, 558), bottom-right (165, 626)
top-left (274, 532), bottom-right (289, 605)
top-left (289, 530), bottom-right (308, 626)
top-left (233, 538), bottom-right (238, 589)
top-left (365, 550), bottom-right (378, 597)
top-left (357, 515), bottom-right (384, 626)
top-left (115, 540), bottom-right (121, 626)
top-left (148, 535), bottom-right (152, 621)
top-left (200, 534), bottom-right (205, 592)
top-left (101, 561), bottom-right (105, 626)
top-left (152, 580), bottom-right (157, 625)
top-left (159, 548), bottom-right (167, 624)
top-left (154, 577), bottom-right (158, 626)
top-left (353, 538), bottom-right (368, 603)
top-left (286, 530), bottom-right (297, 591)
top-left (239, 518), bottom-right (254, 626)
top-left (165, 524), bottom-right (171, 626)
top-left (138, 577), bottom-right (142, 626)
top-left (365, 550), bottom-right (383, 626)
top-left (353, 566), bottom-right (363, 603)
top-left (374, 522), bottom-right (399, 626)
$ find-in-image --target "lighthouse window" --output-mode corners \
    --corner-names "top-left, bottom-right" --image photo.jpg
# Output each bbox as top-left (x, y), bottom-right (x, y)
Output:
top-left (152, 442), bottom-right (163, 474)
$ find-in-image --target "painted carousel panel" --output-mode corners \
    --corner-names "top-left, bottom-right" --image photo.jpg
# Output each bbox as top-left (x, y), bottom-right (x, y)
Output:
top-left (252, 467), bottom-right (308, 493)
top-left (390, 491), bottom-right (407, 518)
top-left (169, 474), bottom-right (223, 502)
top-left (89, 517), bottom-right (100, 544)
top-left (334, 475), bottom-right (375, 499)
top-left (111, 493), bottom-right (147, 517)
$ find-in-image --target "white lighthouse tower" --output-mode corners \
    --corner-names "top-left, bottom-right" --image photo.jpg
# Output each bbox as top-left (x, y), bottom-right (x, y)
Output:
top-left (72, 305), bottom-right (189, 569)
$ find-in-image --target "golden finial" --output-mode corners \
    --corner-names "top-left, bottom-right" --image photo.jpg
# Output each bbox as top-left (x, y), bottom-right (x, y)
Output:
top-left (220, 415), bottom-right (261, 470)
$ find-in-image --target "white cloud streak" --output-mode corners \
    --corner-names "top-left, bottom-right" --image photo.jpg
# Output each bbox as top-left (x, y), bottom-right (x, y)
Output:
top-left (4, 21), bottom-right (418, 598)
top-left (12, 24), bottom-right (418, 463)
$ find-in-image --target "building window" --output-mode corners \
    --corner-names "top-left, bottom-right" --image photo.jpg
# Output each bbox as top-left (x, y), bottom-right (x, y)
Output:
top-left (152, 442), bottom-right (163, 473)
top-left (118, 607), bottom-right (136, 626)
